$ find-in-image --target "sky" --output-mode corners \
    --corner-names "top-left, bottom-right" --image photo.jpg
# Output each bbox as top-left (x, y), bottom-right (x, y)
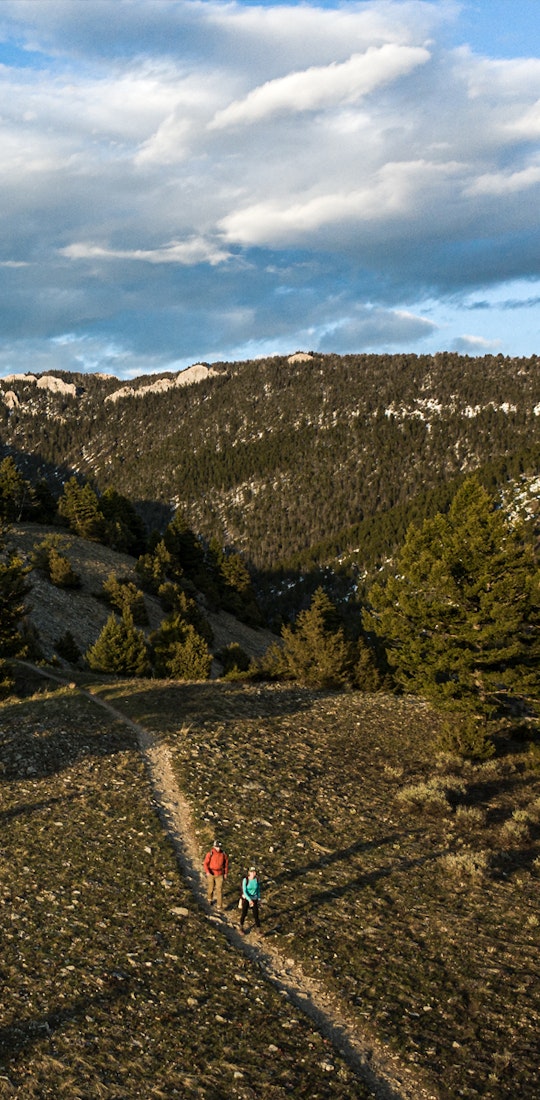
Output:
top-left (0, 0), bottom-right (539, 379)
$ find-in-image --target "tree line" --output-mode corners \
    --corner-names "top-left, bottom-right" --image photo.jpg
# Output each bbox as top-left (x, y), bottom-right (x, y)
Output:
top-left (1, 455), bottom-right (538, 760)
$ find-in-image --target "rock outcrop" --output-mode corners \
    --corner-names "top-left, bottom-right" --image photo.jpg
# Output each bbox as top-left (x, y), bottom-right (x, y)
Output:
top-left (105, 363), bottom-right (219, 403)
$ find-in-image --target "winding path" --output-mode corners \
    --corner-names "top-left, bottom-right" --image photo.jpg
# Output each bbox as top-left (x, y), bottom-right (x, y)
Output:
top-left (22, 666), bottom-right (439, 1100)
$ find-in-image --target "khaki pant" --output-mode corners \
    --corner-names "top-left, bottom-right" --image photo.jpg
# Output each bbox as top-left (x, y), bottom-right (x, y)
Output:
top-left (206, 873), bottom-right (224, 908)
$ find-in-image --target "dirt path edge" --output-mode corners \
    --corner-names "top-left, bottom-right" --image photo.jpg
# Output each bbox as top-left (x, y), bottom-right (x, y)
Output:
top-left (16, 667), bottom-right (439, 1100)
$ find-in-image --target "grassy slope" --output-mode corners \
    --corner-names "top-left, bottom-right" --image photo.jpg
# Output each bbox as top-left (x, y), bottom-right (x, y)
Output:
top-left (96, 681), bottom-right (540, 1100)
top-left (0, 682), bottom-right (364, 1100)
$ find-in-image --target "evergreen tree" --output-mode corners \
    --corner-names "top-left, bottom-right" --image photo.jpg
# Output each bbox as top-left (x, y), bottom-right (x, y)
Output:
top-left (364, 478), bottom-right (540, 713)
top-left (100, 487), bottom-right (147, 555)
top-left (48, 547), bottom-right (81, 589)
top-left (58, 478), bottom-right (106, 541)
top-left (0, 526), bottom-right (30, 662)
top-left (163, 511), bottom-right (205, 577)
top-left (150, 616), bottom-right (211, 680)
top-left (136, 540), bottom-right (176, 592)
top-left (164, 625), bottom-right (212, 681)
top-left (102, 574), bottom-right (148, 624)
top-left (86, 611), bottom-right (150, 676)
top-left (31, 479), bottom-right (58, 523)
top-left (268, 587), bottom-right (353, 689)
top-left (0, 457), bottom-right (30, 522)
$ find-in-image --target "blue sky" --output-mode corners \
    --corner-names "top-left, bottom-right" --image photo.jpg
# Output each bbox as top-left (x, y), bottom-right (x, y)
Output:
top-left (0, 0), bottom-right (539, 378)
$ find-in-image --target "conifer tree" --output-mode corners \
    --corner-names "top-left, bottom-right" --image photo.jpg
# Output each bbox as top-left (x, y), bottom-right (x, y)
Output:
top-left (150, 616), bottom-right (211, 680)
top-left (164, 625), bottom-right (212, 681)
top-left (269, 587), bottom-right (353, 689)
top-left (163, 512), bottom-right (204, 577)
top-left (136, 540), bottom-right (177, 592)
top-left (58, 478), bottom-right (106, 541)
top-left (100, 487), bottom-right (147, 555)
top-left (0, 457), bottom-right (32, 522)
top-left (102, 574), bottom-right (148, 624)
top-left (86, 611), bottom-right (150, 676)
top-left (364, 478), bottom-right (540, 713)
top-left (0, 528), bottom-right (29, 657)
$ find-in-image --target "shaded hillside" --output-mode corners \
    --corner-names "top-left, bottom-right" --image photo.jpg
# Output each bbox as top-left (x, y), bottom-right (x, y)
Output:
top-left (1, 352), bottom-right (539, 570)
top-left (10, 524), bottom-right (274, 669)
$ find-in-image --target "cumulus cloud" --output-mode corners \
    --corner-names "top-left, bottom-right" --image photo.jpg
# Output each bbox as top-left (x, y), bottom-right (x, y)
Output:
top-left (452, 334), bottom-right (502, 353)
top-left (0, 0), bottom-right (539, 376)
top-left (209, 44), bottom-right (430, 129)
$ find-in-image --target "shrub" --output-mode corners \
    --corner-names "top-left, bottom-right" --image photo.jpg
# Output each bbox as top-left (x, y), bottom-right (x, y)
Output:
top-left (48, 547), bottom-right (81, 589)
top-left (217, 643), bottom-right (251, 678)
top-left (395, 780), bottom-right (450, 813)
top-left (0, 659), bottom-right (15, 699)
top-left (438, 715), bottom-right (495, 761)
top-left (32, 537), bottom-right (80, 589)
top-left (439, 849), bottom-right (490, 880)
top-left (500, 814), bottom-right (530, 846)
top-left (454, 805), bottom-right (486, 829)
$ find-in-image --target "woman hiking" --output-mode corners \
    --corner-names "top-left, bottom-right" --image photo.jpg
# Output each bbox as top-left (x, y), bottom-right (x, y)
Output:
top-left (239, 866), bottom-right (261, 934)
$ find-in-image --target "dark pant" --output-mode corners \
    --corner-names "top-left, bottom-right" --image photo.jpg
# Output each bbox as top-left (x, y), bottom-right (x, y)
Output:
top-left (240, 897), bottom-right (260, 927)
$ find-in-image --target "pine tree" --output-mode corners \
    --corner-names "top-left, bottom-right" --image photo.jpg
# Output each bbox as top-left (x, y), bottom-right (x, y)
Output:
top-left (102, 574), bottom-right (148, 624)
top-left (86, 611), bottom-right (150, 676)
top-left (270, 587), bottom-right (353, 689)
top-left (364, 478), bottom-right (540, 713)
top-left (58, 478), bottom-right (106, 541)
top-left (0, 457), bottom-right (30, 522)
top-left (48, 547), bottom-right (81, 589)
top-left (165, 625), bottom-right (212, 681)
top-left (0, 527), bottom-right (30, 695)
top-left (100, 487), bottom-right (147, 555)
top-left (150, 616), bottom-right (211, 680)
top-left (136, 540), bottom-right (176, 592)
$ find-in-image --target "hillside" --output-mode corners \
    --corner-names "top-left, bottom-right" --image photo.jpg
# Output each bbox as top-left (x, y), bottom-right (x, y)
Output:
top-left (1, 673), bottom-right (538, 1098)
top-left (1, 353), bottom-right (539, 573)
top-left (9, 524), bottom-right (274, 671)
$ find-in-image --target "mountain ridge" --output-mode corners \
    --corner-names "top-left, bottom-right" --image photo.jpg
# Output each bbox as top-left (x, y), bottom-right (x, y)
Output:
top-left (1, 351), bottom-right (539, 574)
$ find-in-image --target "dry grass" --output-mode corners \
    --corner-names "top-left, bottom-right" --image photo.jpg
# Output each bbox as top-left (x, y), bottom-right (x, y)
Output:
top-left (0, 683), bottom-right (364, 1099)
top-left (95, 680), bottom-right (540, 1100)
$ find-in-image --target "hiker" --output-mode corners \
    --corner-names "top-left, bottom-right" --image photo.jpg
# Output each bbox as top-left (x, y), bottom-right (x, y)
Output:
top-left (239, 866), bottom-right (261, 934)
top-left (203, 839), bottom-right (229, 909)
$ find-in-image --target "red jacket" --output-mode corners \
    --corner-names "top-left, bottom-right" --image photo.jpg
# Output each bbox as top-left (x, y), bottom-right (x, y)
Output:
top-left (204, 847), bottom-right (229, 877)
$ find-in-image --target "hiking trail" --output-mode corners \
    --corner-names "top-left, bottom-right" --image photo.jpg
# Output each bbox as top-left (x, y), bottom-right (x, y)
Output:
top-left (22, 667), bottom-right (439, 1100)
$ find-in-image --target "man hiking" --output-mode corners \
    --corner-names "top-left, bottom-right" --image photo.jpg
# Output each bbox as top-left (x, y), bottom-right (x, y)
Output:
top-left (203, 839), bottom-right (229, 910)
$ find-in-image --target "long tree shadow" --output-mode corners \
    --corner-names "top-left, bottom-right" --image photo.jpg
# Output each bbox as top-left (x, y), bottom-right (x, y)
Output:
top-left (0, 792), bottom-right (80, 824)
top-left (88, 679), bottom-right (317, 735)
top-left (270, 831), bottom-right (421, 887)
top-left (0, 691), bottom-right (135, 782)
top-left (269, 847), bottom-right (451, 923)
top-left (0, 981), bottom-right (131, 1066)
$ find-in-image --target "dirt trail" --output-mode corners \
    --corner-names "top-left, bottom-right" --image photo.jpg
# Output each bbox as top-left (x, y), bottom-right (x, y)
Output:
top-left (20, 667), bottom-right (439, 1100)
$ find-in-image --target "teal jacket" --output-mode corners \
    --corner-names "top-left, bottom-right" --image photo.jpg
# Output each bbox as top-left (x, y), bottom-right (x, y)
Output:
top-left (242, 875), bottom-right (261, 902)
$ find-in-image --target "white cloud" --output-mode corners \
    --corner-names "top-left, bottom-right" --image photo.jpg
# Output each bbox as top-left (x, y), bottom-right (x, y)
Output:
top-left (0, 0), bottom-right (539, 373)
top-left (210, 44), bottom-right (429, 129)
top-left (61, 238), bottom-right (231, 266)
top-left (466, 164), bottom-right (540, 196)
top-left (218, 160), bottom-right (465, 247)
top-left (452, 334), bottom-right (502, 352)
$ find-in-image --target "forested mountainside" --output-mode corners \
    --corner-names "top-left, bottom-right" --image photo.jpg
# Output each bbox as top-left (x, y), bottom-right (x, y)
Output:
top-left (1, 352), bottom-right (539, 572)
